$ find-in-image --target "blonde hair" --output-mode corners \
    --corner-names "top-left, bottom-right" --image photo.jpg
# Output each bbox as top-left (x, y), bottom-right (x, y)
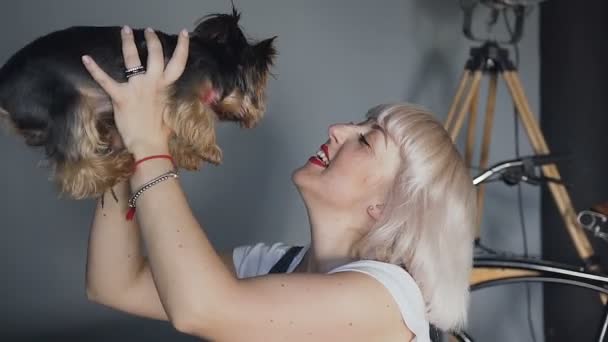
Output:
top-left (353, 103), bottom-right (476, 332)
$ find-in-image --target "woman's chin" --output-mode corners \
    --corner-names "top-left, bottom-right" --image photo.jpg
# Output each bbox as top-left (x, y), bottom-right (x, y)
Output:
top-left (292, 169), bottom-right (319, 196)
top-left (291, 166), bottom-right (308, 189)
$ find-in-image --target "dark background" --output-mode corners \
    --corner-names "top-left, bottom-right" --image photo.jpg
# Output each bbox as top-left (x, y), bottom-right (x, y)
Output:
top-left (541, 0), bottom-right (608, 341)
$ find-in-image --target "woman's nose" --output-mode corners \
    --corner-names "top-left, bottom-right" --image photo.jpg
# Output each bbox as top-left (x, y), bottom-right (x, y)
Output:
top-left (328, 122), bottom-right (355, 144)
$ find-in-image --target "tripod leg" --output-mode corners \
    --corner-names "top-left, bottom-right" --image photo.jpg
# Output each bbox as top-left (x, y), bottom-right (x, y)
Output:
top-left (465, 79), bottom-right (480, 167)
top-left (475, 73), bottom-right (498, 239)
top-left (502, 71), bottom-right (545, 148)
top-left (503, 70), bottom-right (599, 271)
top-left (446, 70), bottom-right (472, 131)
top-left (450, 70), bottom-right (484, 142)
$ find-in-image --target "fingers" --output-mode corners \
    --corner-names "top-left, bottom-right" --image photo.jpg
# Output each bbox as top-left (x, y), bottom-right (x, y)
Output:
top-left (121, 26), bottom-right (143, 70)
top-left (163, 29), bottom-right (190, 84)
top-left (81, 55), bottom-right (120, 99)
top-left (144, 28), bottom-right (164, 76)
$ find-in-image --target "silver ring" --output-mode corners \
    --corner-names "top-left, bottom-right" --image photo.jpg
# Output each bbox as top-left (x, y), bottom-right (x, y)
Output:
top-left (125, 65), bottom-right (146, 79)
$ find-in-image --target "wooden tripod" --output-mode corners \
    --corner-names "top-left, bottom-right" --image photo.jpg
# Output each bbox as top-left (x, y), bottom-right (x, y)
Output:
top-left (445, 41), bottom-right (601, 272)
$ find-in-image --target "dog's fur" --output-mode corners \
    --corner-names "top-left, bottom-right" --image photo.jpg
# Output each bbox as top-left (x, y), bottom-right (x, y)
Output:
top-left (0, 9), bottom-right (276, 199)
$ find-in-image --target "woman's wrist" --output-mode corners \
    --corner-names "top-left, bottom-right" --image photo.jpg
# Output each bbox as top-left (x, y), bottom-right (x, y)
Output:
top-left (111, 179), bottom-right (132, 202)
top-left (126, 157), bottom-right (177, 220)
top-left (129, 157), bottom-right (176, 192)
top-left (130, 142), bottom-right (170, 161)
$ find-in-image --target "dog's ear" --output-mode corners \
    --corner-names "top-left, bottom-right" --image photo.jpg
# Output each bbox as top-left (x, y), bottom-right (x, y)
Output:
top-left (249, 36), bottom-right (277, 71)
top-left (193, 9), bottom-right (246, 48)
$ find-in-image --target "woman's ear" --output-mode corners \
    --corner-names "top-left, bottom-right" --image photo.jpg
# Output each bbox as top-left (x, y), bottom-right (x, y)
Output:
top-left (367, 204), bottom-right (385, 221)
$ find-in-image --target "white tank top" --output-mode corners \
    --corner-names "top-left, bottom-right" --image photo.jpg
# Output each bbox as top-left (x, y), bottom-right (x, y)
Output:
top-left (233, 242), bottom-right (430, 341)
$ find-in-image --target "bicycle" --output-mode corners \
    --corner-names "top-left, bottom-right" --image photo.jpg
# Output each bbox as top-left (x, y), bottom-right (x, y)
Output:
top-left (443, 156), bottom-right (608, 342)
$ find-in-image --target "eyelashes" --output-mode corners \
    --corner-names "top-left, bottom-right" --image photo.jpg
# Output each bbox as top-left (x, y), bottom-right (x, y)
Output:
top-left (359, 133), bottom-right (371, 148)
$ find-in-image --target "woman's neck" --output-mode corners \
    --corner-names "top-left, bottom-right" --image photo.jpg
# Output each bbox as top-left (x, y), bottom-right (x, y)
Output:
top-left (296, 214), bottom-right (365, 274)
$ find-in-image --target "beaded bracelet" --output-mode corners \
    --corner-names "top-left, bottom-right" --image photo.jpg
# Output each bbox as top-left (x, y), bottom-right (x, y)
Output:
top-left (125, 170), bottom-right (179, 220)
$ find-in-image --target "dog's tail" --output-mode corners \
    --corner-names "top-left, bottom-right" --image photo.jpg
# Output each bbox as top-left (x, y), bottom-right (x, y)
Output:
top-left (2, 107), bottom-right (55, 146)
top-left (0, 106), bottom-right (22, 137)
top-left (0, 96), bottom-right (60, 147)
top-left (0, 106), bottom-right (8, 123)
top-left (3, 78), bottom-right (87, 156)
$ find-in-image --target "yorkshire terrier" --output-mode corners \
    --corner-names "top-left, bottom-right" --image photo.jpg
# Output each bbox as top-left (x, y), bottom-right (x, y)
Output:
top-left (0, 9), bottom-right (276, 200)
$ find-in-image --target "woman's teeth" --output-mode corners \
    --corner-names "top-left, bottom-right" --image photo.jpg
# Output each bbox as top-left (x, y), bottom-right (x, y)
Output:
top-left (316, 150), bottom-right (329, 166)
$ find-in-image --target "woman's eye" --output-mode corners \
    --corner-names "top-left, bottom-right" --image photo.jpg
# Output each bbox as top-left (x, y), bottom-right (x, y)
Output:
top-left (359, 133), bottom-right (371, 148)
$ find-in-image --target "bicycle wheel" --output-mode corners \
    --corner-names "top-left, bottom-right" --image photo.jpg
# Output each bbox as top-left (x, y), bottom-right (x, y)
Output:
top-left (439, 257), bottom-right (608, 342)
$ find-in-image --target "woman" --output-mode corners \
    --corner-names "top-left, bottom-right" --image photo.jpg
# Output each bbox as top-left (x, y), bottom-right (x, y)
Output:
top-left (84, 26), bottom-right (475, 342)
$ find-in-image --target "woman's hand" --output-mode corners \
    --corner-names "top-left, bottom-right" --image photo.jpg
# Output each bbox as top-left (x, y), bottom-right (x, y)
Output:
top-left (81, 26), bottom-right (190, 158)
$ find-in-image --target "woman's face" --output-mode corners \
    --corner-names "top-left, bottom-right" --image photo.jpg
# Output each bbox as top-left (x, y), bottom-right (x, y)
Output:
top-left (293, 119), bottom-right (401, 212)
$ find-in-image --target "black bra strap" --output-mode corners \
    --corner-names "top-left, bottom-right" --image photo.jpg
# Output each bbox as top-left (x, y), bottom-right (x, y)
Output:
top-left (268, 246), bottom-right (304, 274)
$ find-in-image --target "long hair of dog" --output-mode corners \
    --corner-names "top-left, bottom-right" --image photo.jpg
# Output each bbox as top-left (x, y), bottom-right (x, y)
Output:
top-left (55, 87), bottom-right (133, 199)
top-left (165, 87), bottom-right (222, 170)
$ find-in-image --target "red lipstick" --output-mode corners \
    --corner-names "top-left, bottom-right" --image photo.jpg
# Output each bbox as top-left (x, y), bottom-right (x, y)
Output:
top-left (308, 156), bottom-right (325, 167)
top-left (321, 144), bottom-right (329, 159)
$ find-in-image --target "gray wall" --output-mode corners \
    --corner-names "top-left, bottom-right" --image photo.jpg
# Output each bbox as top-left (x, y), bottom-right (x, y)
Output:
top-left (0, 1), bottom-right (541, 341)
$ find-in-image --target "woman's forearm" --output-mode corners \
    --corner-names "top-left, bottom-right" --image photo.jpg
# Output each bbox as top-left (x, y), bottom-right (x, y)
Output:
top-left (127, 151), bottom-right (236, 326)
top-left (85, 179), bottom-right (146, 300)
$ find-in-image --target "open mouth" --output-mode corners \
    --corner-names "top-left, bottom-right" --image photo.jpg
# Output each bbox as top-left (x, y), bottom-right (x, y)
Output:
top-left (308, 144), bottom-right (330, 168)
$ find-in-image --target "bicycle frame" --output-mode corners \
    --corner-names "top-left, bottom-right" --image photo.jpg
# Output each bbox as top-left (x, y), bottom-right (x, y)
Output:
top-left (470, 257), bottom-right (608, 342)
top-left (461, 158), bottom-right (608, 341)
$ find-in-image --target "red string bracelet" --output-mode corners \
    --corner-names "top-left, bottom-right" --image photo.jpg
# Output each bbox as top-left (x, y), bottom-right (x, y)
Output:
top-left (132, 154), bottom-right (176, 171)
top-left (126, 154), bottom-right (177, 220)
